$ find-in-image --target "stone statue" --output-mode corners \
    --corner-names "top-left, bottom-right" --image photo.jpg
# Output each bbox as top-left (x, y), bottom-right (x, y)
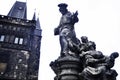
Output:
top-left (50, 3), bottom-right (119, 80)
top-left (79, 37), bottom-right (119, 80)
top-left (54, 3), bottom-right (79, 57)
top-left (80, 51), bottom-right (119, 80)
top-left (80, 36), bottom-right (98, 52)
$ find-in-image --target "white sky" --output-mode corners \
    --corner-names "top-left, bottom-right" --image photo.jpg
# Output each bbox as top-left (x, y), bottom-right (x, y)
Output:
top-left (0, 0), bottom-right (120, 80)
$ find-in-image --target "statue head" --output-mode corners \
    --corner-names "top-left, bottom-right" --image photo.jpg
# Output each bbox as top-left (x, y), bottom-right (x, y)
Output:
top-left (81, 36), bottom-right (88, 43)
top-left (58, 3), bottom-right (68, 15)
top-left (110, 52), bottom-right (119, 59)
top-left (88, 41), bottom-right (96, 50)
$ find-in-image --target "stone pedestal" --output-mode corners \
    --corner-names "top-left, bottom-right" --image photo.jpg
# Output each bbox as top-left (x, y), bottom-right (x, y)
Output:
top-left (50, 55), bottom-right (83, 80)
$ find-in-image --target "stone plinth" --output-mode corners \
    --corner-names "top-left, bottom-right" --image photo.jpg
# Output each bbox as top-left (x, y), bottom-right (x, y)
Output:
top-left (50, 55), bottom-right (83, 80)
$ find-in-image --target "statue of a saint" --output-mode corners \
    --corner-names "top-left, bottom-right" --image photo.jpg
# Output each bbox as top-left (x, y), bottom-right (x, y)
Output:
top-left (54, 3), bottom-right (79, 56)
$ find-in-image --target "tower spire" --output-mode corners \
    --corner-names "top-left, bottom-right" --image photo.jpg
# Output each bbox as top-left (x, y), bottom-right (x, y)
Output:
top-left (7, 1), bottom-right (27, 19)
top-left (32, 9), bottom-right (36, 20)
top-left (36, 14), bottom-right (41, 30)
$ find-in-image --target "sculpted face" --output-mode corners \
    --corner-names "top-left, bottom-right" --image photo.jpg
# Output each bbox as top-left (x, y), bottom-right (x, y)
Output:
top-left (58, 3), bottom-right (68, 15)
top-left (59, 8), bottom-right (68, 15)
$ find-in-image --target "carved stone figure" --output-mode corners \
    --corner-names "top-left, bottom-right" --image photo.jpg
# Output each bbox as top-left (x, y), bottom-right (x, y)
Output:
top-left (54, 3), bottom-right (79, 57)
top-left (104, 52), bottom-right (119, 80)
top-left (51, 3), bottom-right (119, 80)
top-left (79, 39), bottom-right (119, 80)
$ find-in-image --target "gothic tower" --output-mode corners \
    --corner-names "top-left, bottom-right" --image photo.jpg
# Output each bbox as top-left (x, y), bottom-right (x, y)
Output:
top-left (0, 1), bottom-right (42, 80)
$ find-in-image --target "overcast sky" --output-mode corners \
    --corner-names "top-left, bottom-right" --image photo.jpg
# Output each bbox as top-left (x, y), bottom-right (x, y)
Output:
top-left (0, 0), bottom-right (120, 80)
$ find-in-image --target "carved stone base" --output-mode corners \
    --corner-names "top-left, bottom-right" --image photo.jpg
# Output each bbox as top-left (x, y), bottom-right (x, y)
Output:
top-left (50, 55), bottom-right (83, 80)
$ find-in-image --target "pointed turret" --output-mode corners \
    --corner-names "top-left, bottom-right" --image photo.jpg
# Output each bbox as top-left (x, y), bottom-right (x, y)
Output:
top-left (7, 1), bottom-right (27, 19)
top-left (32, 12), bottom-right (36, 20)
top-left (36, 17), bottom-right (41, 30)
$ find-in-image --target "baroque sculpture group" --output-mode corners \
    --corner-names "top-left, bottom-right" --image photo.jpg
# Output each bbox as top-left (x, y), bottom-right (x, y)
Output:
top-left (50, 3), bottom-right (119, 80)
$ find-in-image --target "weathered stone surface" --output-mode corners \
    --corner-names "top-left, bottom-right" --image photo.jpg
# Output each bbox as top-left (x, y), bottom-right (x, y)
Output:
top-left (50, 3), bottom-right (119, 80)
top-left (50, 55), bottom-right (83, 80)
top-left (0, 48), bottom-right (28, 80)
top-left (0, 1), bottom-right (41, 80)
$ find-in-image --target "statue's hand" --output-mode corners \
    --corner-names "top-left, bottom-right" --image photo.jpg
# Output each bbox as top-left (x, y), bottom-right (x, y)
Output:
top-left (72, 11), bottom-right (79, 24)
top-left (54, 28), bottom-right (59, 35)
top-left (74, 11), bottom-right (78, 16)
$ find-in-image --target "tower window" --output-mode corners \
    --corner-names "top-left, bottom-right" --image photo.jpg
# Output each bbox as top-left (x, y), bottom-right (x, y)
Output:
top-left (17, 27), bottom-right (20, 31)
top-left (13, 27), bottom-right (16, 30)
top-left (19, 38), bottom-right (23, 44)
top-left (0, 24), bottom-right (2, 28)
top-left (0, 35), bottom-right (5, 42)
top-left (14, 37), bottom-right (19, 44)
top-left (9, 35), bottom-right (15, 43)
top-left (5, 35), bottom-right (10, 42)
top-left (0, 35), bottom-right (15, 43)
top-left (9, 26), bottom-right (12, 30)
top-left (14, 37), bottom-right (23, 45)
top-left (4, 26), bottom-right (7, 29)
